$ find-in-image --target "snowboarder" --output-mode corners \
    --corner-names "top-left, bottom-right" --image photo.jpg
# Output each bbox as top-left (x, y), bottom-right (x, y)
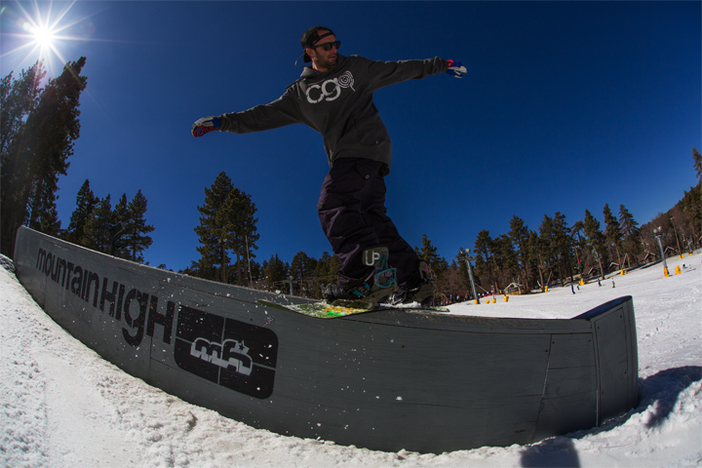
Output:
top-left (192, 26), bottom-right (466, 308)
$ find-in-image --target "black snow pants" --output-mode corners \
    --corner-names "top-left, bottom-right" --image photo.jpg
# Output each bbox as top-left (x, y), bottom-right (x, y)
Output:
top-left (317, 157), bottom-right (420, 288)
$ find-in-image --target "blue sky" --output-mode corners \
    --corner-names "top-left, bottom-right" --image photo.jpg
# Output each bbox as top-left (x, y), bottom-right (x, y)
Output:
top-left (2, 1), bottom-right (700, 272)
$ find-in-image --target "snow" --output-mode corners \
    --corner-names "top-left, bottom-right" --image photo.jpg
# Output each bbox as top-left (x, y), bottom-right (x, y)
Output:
top-left (1, 252), bottom-right (701, 468)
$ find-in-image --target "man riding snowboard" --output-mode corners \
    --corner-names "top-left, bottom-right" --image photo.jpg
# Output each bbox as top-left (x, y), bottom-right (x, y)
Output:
top-left (193, 26), bottom-right (466, 309)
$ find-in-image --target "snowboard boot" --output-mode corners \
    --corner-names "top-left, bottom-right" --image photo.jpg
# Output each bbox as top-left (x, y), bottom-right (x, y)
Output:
top-left (322, 246), bottom-right (397, 310)
top-left (389, 261), bottom-right (435, 308)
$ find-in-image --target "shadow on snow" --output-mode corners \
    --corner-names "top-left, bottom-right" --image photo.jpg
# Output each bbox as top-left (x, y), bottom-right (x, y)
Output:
top-left (519, 366), bottom-right (701, 468)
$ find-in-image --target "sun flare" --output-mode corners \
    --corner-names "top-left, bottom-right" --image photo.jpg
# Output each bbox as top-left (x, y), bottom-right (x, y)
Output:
top-left (30, 24), bottom-right (56, 48)
top-left (1, 0), bottom-right (94, 75)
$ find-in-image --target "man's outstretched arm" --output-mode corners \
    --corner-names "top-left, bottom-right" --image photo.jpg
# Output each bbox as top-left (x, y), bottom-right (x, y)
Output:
top-left (192, 92), bottom-right (301, 138)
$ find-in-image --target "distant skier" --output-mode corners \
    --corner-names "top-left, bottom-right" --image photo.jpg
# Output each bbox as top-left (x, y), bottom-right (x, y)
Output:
top-left (192, 26), bottom-right (466, 308)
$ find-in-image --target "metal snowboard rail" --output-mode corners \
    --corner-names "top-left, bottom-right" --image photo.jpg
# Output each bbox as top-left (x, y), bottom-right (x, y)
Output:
top-left (13, 226), bottom-right (638, 453)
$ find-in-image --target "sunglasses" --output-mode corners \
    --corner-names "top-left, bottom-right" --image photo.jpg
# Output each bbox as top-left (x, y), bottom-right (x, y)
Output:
top-left (312, 40), bottom-right (341, 51)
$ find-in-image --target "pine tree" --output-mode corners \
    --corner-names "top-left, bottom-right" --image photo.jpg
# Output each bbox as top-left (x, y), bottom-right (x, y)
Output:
top-left (537, 214), bottom-right (556, 285)
top-left (31, 187), bottom-right (62, 237)
top-left (492, 233), bottom-right (517, 288)
top-left (193, 172), bottom-right (258, 283)
top-left (0, 61), bottom-right (45, 156)
top-left (290, 251), bottom-right (318, 296)
top-left (415, 233), bottom-right (448, 276)
top-left (618, 204), bottom-right (642, 266)
top-left (603, 203), bottom-right (624, 268)
top-left (0, 61), bottom-right (46, 255)
top-left (583, 209), bottom-right (607, 280)
top-left (195, 172), bottom-right (234, 282)
top-left (24, 58), bottom-right (88, 241)
top-left (264, 254), bottom-right (289, 292)
top-left (84, 195), bottom-right (114, 253)
top-left (314, 251), bottom-right (340, 297)
top-left (249, 260), bottom-right (263, 283)
top-left (571, 220), bottom-right (586, 276)
top-left (527, 230), bottom-right (545, 290)
top-left (454, 249), bottom-right (471, 295)
top-left (474, 230), bottom-right (499, 292)
top-left (552, 212), bottom-right (574, 283)
top-left (508, 215), bottom-right (532, 290)
top-left (221, 187), bottom-right (259, 285)
top-left (124, 190), bottom-right (154, 262)
top-left (679, 187), bottom-right (701, 250)
top-left (64, 179), bottom-right (97, 246)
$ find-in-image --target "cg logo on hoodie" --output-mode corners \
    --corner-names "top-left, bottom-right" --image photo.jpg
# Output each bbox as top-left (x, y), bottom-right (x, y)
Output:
top-left (306, 71), bottom-right (355, 104)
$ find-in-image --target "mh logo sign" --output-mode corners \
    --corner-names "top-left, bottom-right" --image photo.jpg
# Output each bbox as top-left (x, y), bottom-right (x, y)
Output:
top-left (190, 338), bottom-right (253, 376)
top-left (174, 306), bottom-right (278, 399)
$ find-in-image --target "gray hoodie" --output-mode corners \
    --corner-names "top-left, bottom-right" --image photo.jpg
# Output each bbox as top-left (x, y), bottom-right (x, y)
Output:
top-left (218, 54), bottom-right (447, 169)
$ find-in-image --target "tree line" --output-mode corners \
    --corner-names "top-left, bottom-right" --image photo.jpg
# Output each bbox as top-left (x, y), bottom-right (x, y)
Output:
top-left (184, 148), bottom-right (701, 303)
top-left (62, 179), bottom-right (154, 262)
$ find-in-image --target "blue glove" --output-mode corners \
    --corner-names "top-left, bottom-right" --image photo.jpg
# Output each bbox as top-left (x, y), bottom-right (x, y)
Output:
top-left (192, 116), bottom-right (221, 137)
top-left (446, 60), bottom-right (467, 78)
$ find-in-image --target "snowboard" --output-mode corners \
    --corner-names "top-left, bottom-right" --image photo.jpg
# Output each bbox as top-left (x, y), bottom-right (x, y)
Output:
top-left (258, 298), bottom-right (448, 319)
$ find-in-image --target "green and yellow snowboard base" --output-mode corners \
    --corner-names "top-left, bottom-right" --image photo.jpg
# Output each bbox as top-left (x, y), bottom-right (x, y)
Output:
top-left (258, 299), bottom-right (447, 319)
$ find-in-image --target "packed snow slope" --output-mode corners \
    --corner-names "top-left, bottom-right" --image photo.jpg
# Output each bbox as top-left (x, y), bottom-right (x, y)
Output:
top-left (1, 252), bottom-right (700, 468)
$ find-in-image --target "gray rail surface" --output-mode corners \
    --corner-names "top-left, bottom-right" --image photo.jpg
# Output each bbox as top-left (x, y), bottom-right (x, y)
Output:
top-left (13, 226), bottom-right (638, 453)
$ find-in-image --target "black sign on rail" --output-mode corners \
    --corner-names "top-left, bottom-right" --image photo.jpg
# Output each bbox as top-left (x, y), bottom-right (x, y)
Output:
top-left (174, 306), bottom-right (278, 399)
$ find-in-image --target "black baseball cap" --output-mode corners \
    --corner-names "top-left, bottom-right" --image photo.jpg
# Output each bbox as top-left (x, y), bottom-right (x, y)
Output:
top-left (301, 26), bottom-right (336, 62)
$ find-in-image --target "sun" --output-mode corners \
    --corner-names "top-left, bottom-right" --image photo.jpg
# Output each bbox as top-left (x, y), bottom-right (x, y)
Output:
top-left (30, 24), bottom-right (56, 49)
top-left (1, 0), bottom-right (94, 75)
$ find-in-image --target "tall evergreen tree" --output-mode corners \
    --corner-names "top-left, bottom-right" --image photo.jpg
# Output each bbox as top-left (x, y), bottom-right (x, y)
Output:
top-left (552, 212), bottom-right (574, 282)
top-left (112, 194), bottom-right (130, 257)
top-left (314, 252), bottom-right (340, 298)
top-left (492, 233), bottom-right (517, 288)
top-left (474, 229), bottom-right (499, 292)
top-left (64, 179), bottom-right (97, 246)
top-left (537, 214), bottom-right (556, 284)
top-left (123, 190), bottom-right (154, 262)
top-left (290, 251), bottom-right (317, 296)
top-left (24, 58), bottom-right (87, 245)
top-left (221, 187), bottom-right (259, 285)
top-left (603, 203), bottom-right (624, 268)
top-left (0, 61), bottom-right (47, 255)
top-left (679, 187), bottom-right (701, 249)
top-left (84, 194), bottom-right (114, 253)
top-left (194, 172), bottom-right (258, 283)
top-left (195, 172), bottom-right (234, 282)
top-left (618, 204), bottom-right (642, 265)
top-left (571, 220), bottom-right (586, 275)
top-left (527, 230), bottom-right (546, 290)
top-left (415, 233), bottom-right (448, 276)
top-left (0, 61), bottom-right (46, 156)
top-left (583, 209), bottom-right (607, 279)
top-left (508, 215), bottom-right (532, 290)
top-left (264, 254), bottom-right (289, 292)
